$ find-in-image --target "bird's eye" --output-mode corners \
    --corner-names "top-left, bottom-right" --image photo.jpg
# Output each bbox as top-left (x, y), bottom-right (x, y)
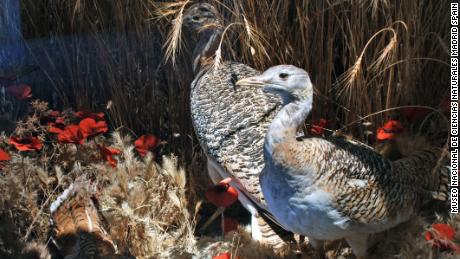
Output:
top-left (279, 73), bottom-right (289, 79)
top-left (192, 16), bottom-right (201, 21)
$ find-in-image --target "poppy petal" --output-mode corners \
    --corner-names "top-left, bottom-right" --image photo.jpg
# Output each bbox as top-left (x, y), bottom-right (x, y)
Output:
top-left (432, 223), bottom-right (456, 240)
top-left (213, 252), bottom-right (232, 259)
top-left (0, 148), bottom-right (11, 161)
top-left (75, 111), bottom-right (105, 121)
top-left (79, 118), bottom-right (108, 138)
top-left (57, 125), bottom-right (85, 145)
top-left (311, 118), bottom-right (328, 135)
top-left (425, 223), bottom-right (459, 253)
top-left (205, 178), bottom-right (239, 208)
top-left (213, 252), bottom-right (239, 259)
top-left (377, 120), bottom-right (404, 141)
top-left (6, 84), bottom-right (32, 100)
top-left (98, 145), bottom-right (121, 168)
top-left (134, 134), bottom-right (158, 157)
top-left (49, 122), bottom-right (66, 134)
top-left (9, 136), bottom-right (43, 151)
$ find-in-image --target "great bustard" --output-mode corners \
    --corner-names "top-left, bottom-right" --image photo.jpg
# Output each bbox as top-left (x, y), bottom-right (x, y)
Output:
top-left (236, 65), bottom-right (450, 258)
top-left (182, 3), bottom-right (293, 248)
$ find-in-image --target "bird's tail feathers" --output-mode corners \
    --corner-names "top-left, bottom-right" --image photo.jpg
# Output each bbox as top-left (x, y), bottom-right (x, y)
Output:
top-left (429, 149), bottom-right (450, 203)
top-left (50, 178), bottom-right (116, 257)
top-left (430, 165), bottom-right (450, 202)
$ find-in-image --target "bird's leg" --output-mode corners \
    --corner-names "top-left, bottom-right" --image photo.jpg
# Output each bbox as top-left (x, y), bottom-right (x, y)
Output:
top-left (308, 238), bottom-right (325, 259)
top-left (345, 234), bottom-right (368, 259)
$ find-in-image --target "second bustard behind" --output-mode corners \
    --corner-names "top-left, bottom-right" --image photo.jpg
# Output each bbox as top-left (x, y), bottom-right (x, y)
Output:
top-left (182, 3), bottom-right (293, 248)
top-left (236, 65), bottom-right (450, 259)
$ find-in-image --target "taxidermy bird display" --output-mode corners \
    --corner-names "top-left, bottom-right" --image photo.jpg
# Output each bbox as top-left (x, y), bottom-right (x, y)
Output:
top-left (182, 3), bottom-right (293, 248)
top-left (236, 65), bottom-right (450, 258)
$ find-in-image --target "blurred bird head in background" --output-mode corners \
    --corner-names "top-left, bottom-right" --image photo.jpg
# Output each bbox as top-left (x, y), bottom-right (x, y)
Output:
top-left (183, 3), bottom-right (222, 33)
top-left (236, 65), bottom-right (313, 103)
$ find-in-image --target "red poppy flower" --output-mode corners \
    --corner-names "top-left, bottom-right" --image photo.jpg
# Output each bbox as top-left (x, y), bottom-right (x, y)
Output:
top-left (57, 125), bottom-right (85, 145)
top-left (49, 122), bottom-right (66, 134)
top-left (213, 252), bottom-right (239, 259)
top-left (134, 134), bottom-right (159, 157)
top-left (50, 110), bottom-right (60, 117)
top-left (79, 118), bottom-right (108, 138)
top-left (75, 110), bottom-right (105, 121)
top-left (55, 116), bottom-right (66, 124)
top-left (9, 136), bottom-right (43, 151)
top-left (6, 84), bottom-right (32, 100)
top-left (213, 253), bottom-right (231, 259)
top-left (400, 107), bottom-right (431, 122)
top-left (0, 148), bottom-right (10, 169)
top-left (222, 217), bottom-right (239, 234)
top-left (98, 145), bottom-right (121, 168)
top-left (0, 148), bottom-right (10, 161)
top-left (376, 120), bottom-right (404, 141)
top-left (48, 117), bottom-right (66, 134)
top-left (206, 178), bottom-right (239, 208)
top-left (425, 224), bottom-right (460, 253)
top-left (310, 118), bottom-right (328, 135)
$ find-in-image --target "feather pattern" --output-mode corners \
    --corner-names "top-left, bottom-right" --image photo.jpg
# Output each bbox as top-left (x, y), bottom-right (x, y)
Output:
top-left (243, 64), bottom-right (451, 257)
top-left (265, 136), bottom-right (449, 231)
top-left (51, 180), bottom-right (120, 259)
top-left (183, 3), bottom-right (292, 247)
top-left (191, 62), bottom-right (282, 204)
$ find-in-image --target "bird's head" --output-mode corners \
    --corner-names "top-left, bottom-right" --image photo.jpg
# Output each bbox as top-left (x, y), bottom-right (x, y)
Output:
top-left (236, 65), bottom-right (313, 103)
top-left (183, 3), bottom-right (222, 33)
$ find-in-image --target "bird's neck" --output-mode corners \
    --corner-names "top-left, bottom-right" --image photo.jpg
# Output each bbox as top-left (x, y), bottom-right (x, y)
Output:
top-left (192, 28), bottom-right (223, 73)
top-left (265, 98), bottom-right (312, 151)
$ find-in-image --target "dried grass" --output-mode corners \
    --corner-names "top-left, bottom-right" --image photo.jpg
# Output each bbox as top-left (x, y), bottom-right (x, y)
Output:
top-left (0, 104), bottom-right (197, 258)
top-left (1, 0), bottom-right (452, 258)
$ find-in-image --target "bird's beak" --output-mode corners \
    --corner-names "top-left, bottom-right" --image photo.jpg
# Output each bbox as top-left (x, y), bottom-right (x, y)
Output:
top-left (235, 75), bottom-right (266, 88)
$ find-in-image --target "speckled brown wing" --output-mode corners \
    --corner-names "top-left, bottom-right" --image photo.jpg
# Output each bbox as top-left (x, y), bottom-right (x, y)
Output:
top-left (290, 137), bottom-right (449, 227)
top-left (191, 62), bottom-right (282, 205)
top-left (51, 182), bottom-right (117, 258)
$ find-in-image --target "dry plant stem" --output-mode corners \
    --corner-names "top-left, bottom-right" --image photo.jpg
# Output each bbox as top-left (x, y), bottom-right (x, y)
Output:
top-left (337, 27), bottom-right (397, 97)
top-left (338, 105), bottom-right (449, 132)
top-left (221, 212), bottom-right (225, 239)
top-left (75, 144), bottom-right (80, 162)
top-left (14, 101), bottom-right (21, 122)
top-left (212, 22), bottom-right (244, 71)
top-left (21, 156), bottom-right (27, 188)
top-left (23, 184), bottom-right (61, 241)
top-left (199, 206), bottom-right (226, 233)
top-left (230, 234), bottom-right (241, 259)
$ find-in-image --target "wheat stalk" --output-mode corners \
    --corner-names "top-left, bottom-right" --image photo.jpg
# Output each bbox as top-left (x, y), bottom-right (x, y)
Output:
top-left (163, 0), bottom-right (190, 66)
